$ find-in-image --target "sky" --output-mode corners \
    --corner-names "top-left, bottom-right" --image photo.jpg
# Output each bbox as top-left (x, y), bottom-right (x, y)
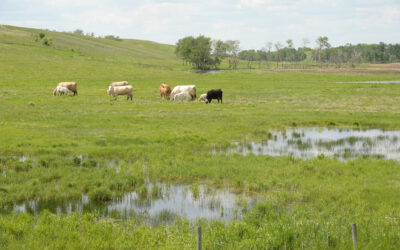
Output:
top-left (0, 0), bottom-right (399, 50)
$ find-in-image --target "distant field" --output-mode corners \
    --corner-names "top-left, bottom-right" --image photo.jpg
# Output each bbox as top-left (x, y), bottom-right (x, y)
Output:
top-left (1, 25), bottom-right (400, 249)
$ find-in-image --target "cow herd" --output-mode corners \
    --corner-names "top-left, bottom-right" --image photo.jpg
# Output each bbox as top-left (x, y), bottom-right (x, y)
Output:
top-left (160, 83), bottom-right (223, 104)
top-left (52, 81), bottom-right (223, 104)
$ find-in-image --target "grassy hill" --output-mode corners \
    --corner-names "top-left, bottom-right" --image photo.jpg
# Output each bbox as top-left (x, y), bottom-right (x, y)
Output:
top-left (0, 25), bottom-right (182, 85)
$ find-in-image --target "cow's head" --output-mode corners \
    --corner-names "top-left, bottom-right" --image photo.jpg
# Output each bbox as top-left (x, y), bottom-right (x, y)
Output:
top-left (107, 86), bottom-right (113, 96)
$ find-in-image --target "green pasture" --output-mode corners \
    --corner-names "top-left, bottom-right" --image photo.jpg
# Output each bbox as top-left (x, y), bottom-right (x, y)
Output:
top-left (1, 25), bottom-right (400, 249)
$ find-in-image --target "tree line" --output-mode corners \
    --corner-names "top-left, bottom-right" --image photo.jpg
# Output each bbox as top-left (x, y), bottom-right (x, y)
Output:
top-left (175, 35), bottom-right (400, 70)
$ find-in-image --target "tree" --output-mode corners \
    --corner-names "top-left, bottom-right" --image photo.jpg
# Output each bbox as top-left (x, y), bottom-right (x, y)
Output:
top-left (225, 40), bottom-right (240, 70)
top-left (286, 39), bottom-right (293, 48)
top-left (286, 39), bottom-right (295, 66)
top-left (175, 36), bottom-right (195, 65)
top-left (239, 50), bottom-right (256, 69)
top-left (73, 29), bottom-right (84, 35)
top-left (175, 35), bottom-right (220, 70)
top-left (274, 41), bottom-right (283, 67)
top-left (316, 36), bottom-right (331, 64)
top-left (212, 40), bottom-right (228, 66)
top-left (264, 42), bottom-right (273, 68)
top-left (302, 38), bottom-right (310, 48)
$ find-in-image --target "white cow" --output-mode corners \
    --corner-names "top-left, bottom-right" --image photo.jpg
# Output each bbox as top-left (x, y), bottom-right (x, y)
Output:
top-left (170, 85), bottom-right (196, 100)
top-left (198, 93), bottom-right (207, 102)
top-left (110, 81), bottom-right (129, 87)
top-left (173, 92), bottom-right (192, 103)
top-left (56, 86), bottom-right (72, 96)
top-left (107, 85), bottom-right (133, 100)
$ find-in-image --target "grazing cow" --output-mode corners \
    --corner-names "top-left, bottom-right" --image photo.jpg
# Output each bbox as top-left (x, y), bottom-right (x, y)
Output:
top-left (56, 86), bottom-right (72, 96)
top-left (198, 93), bottom-right (207, 102)
top-left (170, 85), bottom-right (196, 100)
top-left (205, 89), bottom-right (223, 104)
top-left (173, 92), bottom-right (192, 103)
top-left (56, 82), bottom-right (77, 96)
top-left (160, 83), bottom-right (172, 99)
top-left (107, 85), bottom-right (133, 100)
top-left (110, 81), bottom-right (129, 87)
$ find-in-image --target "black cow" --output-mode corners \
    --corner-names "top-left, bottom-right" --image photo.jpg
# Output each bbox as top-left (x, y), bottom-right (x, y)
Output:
top-left (205, 89), bottom-right (223, 104)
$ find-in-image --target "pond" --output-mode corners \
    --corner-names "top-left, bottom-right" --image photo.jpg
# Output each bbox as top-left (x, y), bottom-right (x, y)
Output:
top-left (336, 80), bottom-right (400, 84)
top-left (213, 128), bottom-right (400, 161)
top-left (1, 183), bottom-right (256, 225)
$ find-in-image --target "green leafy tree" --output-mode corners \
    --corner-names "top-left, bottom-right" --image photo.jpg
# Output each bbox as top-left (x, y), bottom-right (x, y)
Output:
top-left (225, 40), bottom-right (240, 69)
top-left (175, 35), bottom-right (222, 70)
top-left (73, 29), bottom-right (84, 35)
top-left (316, 36), bottom-right (331, 63)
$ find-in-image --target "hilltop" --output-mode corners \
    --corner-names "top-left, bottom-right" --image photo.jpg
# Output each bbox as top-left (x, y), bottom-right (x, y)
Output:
top-left (0, 25), bottom-right (181, 85)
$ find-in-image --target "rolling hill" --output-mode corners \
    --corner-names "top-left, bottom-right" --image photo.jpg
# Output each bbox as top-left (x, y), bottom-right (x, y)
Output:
top-left (0, 25), bottom-right (182, 85)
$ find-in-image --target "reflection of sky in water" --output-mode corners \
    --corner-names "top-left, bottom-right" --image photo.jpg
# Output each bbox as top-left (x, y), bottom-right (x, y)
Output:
top-left (5, 184), bottom-right (254, 224)
top-left (107, 184), bottom-right (251, 221)
top-left (216, 128), bottom-right (400, 161)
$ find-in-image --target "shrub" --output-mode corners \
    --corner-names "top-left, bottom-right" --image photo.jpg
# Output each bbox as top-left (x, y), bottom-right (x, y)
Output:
top-left (73, 29), bottom-right (84, 35)
top-left (39, 33), bottom-right (45, 39)
top-left (104, 35), bottom-right (122, 41)
top-left (42, 37), bottom-right (52, 46)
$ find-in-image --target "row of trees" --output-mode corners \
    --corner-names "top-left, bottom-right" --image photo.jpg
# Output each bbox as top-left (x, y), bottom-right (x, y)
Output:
top-left (239, 37), bottom-right (400, 68)
top-left (175, 35), bottom-right (400, 70)
top-left (72, 29), bottom-right (122, 41)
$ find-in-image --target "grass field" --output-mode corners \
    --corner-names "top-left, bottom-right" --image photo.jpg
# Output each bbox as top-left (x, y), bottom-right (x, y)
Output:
top-left (1, 25), bottom-right (400, 249)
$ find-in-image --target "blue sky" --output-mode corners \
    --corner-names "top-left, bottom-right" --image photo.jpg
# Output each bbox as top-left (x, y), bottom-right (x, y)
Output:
top-left (1, 0), bottom-right (399, 49)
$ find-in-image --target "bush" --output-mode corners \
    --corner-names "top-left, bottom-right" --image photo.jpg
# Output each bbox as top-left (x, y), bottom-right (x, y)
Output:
top-left (104, 35), bottom-right (122, 41)
top-left (73, 29), bottom-right (84, 35)
top-left (42, 37), bottom-right (52, 46)
top-left (39, 33), bottom-right (45, 39)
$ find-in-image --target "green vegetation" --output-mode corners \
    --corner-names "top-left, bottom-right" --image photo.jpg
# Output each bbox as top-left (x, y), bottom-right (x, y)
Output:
top-left (240, 36), bottom-right (400, 68)
top-left (1, 25), bottom-right (400, 248)
top-left (175, 35), bottom-right (225, 70)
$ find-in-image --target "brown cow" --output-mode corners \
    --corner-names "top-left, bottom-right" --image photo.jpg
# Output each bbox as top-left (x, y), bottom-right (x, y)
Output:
top-left (54, 82), bottom-right (78, 96)
top-left (160, 83), bottom-right (171, 99)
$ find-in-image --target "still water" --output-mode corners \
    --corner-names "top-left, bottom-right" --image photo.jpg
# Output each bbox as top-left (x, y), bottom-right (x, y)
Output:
top-left (2, 183), bottom-right (255, 224)
top-left (214, 128), bottom-right (400, 161)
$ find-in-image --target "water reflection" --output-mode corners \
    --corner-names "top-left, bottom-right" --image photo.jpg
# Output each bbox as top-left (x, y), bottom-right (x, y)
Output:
top-left (2, 183), bottom-right (255, 224)
top-left (215, 128), bottom-right (400, 161)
